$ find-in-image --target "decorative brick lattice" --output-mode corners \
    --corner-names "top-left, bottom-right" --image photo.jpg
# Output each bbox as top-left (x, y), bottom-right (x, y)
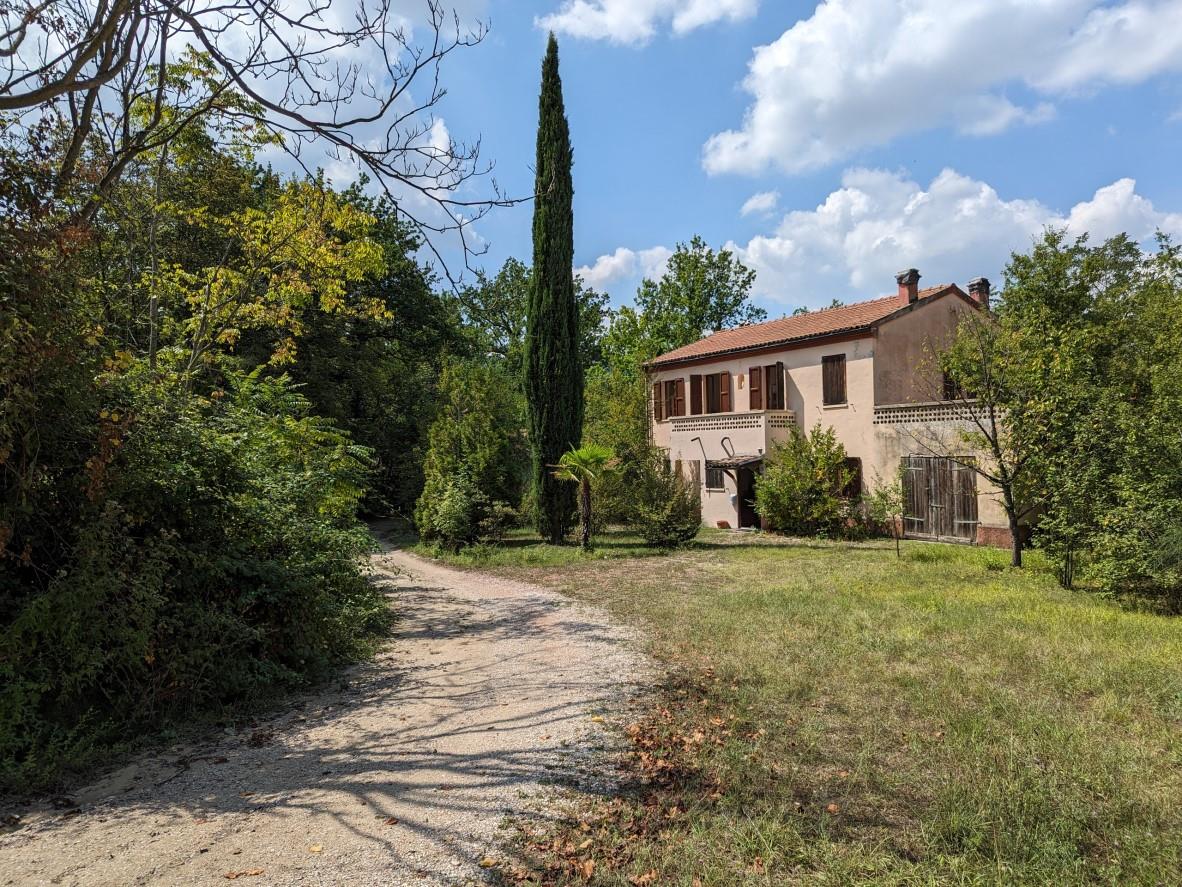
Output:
top-left (670, 410), bottom-right (795, 433)
top-left (873, 402), bottom-right (978, 426)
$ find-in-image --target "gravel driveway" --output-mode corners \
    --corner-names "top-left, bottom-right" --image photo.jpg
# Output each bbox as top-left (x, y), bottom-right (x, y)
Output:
top-left (0, 539), bottom-right (648, 886)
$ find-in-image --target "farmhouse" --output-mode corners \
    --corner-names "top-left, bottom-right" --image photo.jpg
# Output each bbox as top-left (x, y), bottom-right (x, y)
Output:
top-left (646, 269), bottom-right (1012, 547)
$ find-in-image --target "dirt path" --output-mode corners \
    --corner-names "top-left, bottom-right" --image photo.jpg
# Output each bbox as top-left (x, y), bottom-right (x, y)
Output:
top-left (0, 541), bottom-right (649, 886)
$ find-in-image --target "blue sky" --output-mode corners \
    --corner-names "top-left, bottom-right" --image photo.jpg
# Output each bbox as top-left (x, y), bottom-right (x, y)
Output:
top-left (353, 1), bottom-right (1182, 313)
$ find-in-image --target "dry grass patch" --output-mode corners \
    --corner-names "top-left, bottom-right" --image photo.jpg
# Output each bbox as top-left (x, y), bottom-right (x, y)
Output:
top-left (480, 537), bottom-right (1182, 886)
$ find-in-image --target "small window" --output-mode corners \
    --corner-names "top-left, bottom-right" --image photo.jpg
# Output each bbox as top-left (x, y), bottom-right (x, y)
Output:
top-left (942, 372), bottom-right (974, 401)
top-left (765, 362), bottom-right (785, 410)
top-left (942, 371), bottom-right (958, 401)
top-left (840, 457), bottom-right (863, 499)
top-left (705, 467), bottom-right (725, 490)
top-left (822, 354), bottom-right (847, 405)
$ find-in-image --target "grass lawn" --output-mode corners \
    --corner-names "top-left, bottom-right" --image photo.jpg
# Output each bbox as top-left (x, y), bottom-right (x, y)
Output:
top-left (426, 531), bottom-right (1182, 885)
top-left (411, 527), bottom-right (683, 568)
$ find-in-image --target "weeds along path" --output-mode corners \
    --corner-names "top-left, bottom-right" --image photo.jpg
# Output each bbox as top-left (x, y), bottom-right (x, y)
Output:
top-left (0, 534), bottom-right (649, 886)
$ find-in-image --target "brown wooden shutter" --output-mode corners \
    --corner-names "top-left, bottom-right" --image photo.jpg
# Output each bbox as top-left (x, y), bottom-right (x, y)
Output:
top-left (765, 362), bottom-right (784, 409)
top-left (822, 355), bottom-right (846, 405)
top-left (653, 381), bottom-right (664, 421)
top-left (719, 371), bottom-right (731, 412)
top-left (748, 366), bottom-right (763, 410)
top-left (689, 374), bottom-right (703, 414)
top-left (674, 378), bottom-right (686, 416)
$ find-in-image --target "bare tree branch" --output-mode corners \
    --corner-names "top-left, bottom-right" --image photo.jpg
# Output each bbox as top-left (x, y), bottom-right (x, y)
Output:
top-left (0, 0), bottom-right (522, 280)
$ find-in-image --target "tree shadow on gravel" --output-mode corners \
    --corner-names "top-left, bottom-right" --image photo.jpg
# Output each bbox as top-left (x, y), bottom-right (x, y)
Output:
top-left (1, 557), bottom-right (641, 885)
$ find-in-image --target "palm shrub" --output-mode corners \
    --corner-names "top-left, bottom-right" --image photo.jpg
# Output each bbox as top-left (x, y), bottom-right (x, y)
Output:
top-left (553, 444), bottom-right (614, 550)
top-left (755, 423), bottom-right (857, 538)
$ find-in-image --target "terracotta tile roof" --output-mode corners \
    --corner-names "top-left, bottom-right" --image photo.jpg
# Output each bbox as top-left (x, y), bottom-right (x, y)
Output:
top-left (647, 284), bottom-right (955, 367)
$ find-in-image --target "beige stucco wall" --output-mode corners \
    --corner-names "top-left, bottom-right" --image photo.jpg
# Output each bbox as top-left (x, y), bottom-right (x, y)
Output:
top-left (647, 297), bottom-right (1011, 541)
top-left (874, 293), bottom-right (976, 405)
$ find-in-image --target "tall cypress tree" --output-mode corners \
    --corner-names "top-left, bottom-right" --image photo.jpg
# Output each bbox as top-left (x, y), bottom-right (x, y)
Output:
top-left (525, 33), bottom-right (582, 543)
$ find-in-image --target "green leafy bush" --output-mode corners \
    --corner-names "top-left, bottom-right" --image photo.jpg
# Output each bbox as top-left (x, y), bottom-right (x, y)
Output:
top-left (755, 423), bottom-right (858, 538)
top-left (414, 360), bottom-right (527, 547)
top-left (422, 471), bottom-right (490, 549)
top-left (0, 373), bottom-right (385, 787)
top-left (631, 453), bottom-right (701, 548)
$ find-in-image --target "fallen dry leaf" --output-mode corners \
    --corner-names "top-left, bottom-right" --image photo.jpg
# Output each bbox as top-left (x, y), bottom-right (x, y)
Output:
top-left (579, 858), bottom-right (595, 879)
top-left (478, 857), bottom-right (497, 869)
top-left (589, 715), bottom-right (605, 723)
top-left (384, 816), bottom-right (399, 826)
top-left (826, 803), bottom-right (841, 814)
top-left (308, 844), bottom-right (323, 854)
top-left (223, 870), bottom-right (264, 880)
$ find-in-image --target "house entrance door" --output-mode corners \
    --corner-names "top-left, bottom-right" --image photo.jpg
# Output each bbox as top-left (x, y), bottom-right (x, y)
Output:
top-left (902, 455), bottom-right (977, 542)
top-left (736, 466), bottom-right (759, 529)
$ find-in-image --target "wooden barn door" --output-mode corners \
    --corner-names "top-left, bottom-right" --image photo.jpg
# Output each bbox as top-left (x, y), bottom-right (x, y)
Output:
top-left (902, 456), bottom-right (977, 542)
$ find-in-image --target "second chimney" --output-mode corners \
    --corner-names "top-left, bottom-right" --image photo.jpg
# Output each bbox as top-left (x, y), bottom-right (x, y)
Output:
top-left (968, 277), bottom-right (991, 309)
top-left (896, 268), bottom-right (920, 305)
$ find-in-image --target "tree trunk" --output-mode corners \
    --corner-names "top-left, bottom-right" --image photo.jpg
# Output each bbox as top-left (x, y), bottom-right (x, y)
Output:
top-left (580, 480), bottom-right (591, 550)
top-left (1009, 513), bottom-right (1023, 568)
top-left (147, 143), bottom-right (169, 371)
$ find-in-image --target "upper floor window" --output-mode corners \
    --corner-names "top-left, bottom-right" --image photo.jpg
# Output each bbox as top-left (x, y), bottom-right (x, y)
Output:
top-left (942, 371), bottom-right (974, 401)
top-left (688, 371), bottom-right (732, 414)
top-left (748, 363), bottom-right (785, 410)
top-left (705, 372), bottom-right (731, 413)
top-left (653, 378), bottom-right (685, 420)
top-left (822, 354), bottom-right (847, 406)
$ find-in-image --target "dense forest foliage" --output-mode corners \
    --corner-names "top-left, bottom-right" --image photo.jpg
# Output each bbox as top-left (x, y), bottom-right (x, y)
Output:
top-left (0, 36), bottom-right (755, 782)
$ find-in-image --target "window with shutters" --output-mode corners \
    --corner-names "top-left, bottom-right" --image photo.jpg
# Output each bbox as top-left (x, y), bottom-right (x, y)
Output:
top-left (705, 373), bottom-right (721, 413)
top-left (765, 362), bottom-right (785, 410)
top-left (704, 371), bottom-right (731, 413)
top-left (689, 374), bottom-right (703, 415)
top-left (705, 467), bottom-right (725, 490)
top-left (655, 379), bottom-right (686, 419)
top-left (822, 354), bottom-right (847, 405)
top-left (748, 366), bottom-right (763, 410)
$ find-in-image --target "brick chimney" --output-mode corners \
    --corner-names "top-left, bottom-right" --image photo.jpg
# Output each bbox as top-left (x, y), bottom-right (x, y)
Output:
top-left (896, 268), bottom-right (920, 305)
top-left (968, 277), bottom-right (991, 309)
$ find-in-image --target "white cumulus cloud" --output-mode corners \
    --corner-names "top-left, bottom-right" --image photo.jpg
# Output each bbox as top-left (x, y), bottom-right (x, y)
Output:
top-left (727, 168), bottom-right (1182, 307)
top-left (703, 0), bottom-right (1182, 176)
top-left (537, 0), bottom-right (758, 45)
top-left (740, 190), bottom-right (780, 217)
top-left (576, 245), bottom-right (673, 290)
